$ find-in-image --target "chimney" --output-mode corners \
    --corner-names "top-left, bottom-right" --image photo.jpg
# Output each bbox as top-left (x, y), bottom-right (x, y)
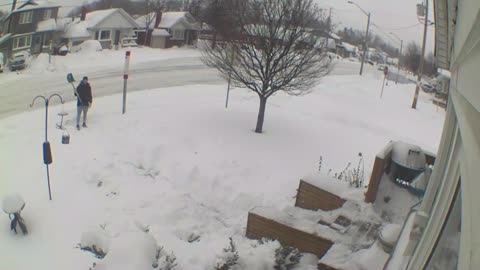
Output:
top-left (154, 11), bottom-right (162, 28)
top-left (11, 0), bottom-right (17, 12)
top-left (80, 7), bottom-right (87, 21)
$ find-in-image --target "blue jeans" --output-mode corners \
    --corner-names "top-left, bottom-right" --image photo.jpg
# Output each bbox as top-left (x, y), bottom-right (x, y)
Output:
top-left (77, 105), bottom-right (89, 126)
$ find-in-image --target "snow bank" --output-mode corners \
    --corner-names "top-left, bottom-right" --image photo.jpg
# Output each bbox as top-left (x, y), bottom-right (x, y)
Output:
top-left (71, 40), bottom-right (102, 54)
top-left (94, 232), bottom-right (158, 270)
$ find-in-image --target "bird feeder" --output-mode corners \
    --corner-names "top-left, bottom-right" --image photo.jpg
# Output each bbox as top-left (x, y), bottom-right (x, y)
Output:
top-left (2, 193), bottom-right (28, 235)
top-left (61, 129), bottom-right (70, 145)
top-left (56, 111), bottom-right (68, 130)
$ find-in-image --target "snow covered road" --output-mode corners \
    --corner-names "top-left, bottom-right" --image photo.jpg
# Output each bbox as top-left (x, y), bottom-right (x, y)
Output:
top-left (0, 56), bottom-right (223, 119)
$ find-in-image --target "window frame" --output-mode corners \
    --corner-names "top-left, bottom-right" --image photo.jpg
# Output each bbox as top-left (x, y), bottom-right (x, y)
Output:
top-left (171, 29), bottom-right (184, 40)
top-left (19, 11), bottom-right (33, 24)
top-left (43, 9), bottom-right (52, 20)
top-left (98, 30), bottom-right (112, 41)
top-left (13, 35), bottom-right (32, 50)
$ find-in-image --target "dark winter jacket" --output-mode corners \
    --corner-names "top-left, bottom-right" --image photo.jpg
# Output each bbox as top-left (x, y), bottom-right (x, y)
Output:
top-left (76, 82), bottom-right (93, 107)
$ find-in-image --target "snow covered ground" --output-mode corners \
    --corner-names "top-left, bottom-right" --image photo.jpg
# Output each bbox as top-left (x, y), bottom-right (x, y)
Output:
top-left (0, 49), bottom-right (445, 269)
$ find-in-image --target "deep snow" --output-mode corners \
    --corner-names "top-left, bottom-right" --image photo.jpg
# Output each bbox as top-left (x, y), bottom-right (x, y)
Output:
top-left (0, 52), bottom-right (445, 269)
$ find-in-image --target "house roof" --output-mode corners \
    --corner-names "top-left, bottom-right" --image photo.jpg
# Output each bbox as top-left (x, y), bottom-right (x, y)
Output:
top-left (134, 13), bottom-right (157, 29)
top-left (152, 29), bottom-right (170, 37)
top-left (63, 8), bottom-right (139, 39)
top-left (0, 34), bottom-right (12, 46)
top-left (158, 12), bottom-right (199, 29)
top-left (37, 18), bottom-right (57, 32)
top-left (14, 0), bottom-right (60, 13)
top-left (337, 42), bottom-right (357, 52)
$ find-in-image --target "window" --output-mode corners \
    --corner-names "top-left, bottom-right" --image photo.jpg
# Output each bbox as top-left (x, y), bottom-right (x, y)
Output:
top-left (19, 11), bottom-right (33, 24)
top-left (172, 30), bottom-right (184, 40)
top-left (13, 35), bottom-right (32, 50)
top-left (43, 9), bottom-right (52, 20)
top-left (425, 182), bottom-right (461, 270)
top-left (99, 30), bottom-right (111, 41)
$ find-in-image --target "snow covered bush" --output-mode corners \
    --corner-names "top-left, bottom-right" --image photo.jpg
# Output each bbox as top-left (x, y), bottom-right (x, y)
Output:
top-left (156, 250), bottom-right (178, 270)
top-left (214, 237), bottom-right (239, 270)
top-left (80, 228), bottom-right (110, 259)
top-left (273, 246), bottom-right (302, 270)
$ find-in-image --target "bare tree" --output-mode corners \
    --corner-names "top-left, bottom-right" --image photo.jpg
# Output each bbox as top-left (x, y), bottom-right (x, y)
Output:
top-left (404, 41), bottom-right (421, 74)
top-left (202, 0), bottom-right (331, 133)
top-left (139, 0), bottom-right (166, 46)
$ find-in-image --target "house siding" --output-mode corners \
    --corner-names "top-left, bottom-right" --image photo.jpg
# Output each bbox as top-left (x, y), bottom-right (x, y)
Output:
top-left (9, 8), bottom-right (59, 35)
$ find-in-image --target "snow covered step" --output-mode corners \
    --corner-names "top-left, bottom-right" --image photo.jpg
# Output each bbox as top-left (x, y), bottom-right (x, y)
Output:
top-left (246, 207), bottom-right (335, 257)
top-left (295, 180), bottom-right (346, 211)
top-left (295, 175), bottom-right (364, 211)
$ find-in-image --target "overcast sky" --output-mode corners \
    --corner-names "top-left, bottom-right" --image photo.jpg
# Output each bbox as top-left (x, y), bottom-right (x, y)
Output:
top-left (315, 0), bottom-right (435, 52)
top-left (1, 0), bottom-right (435, 52)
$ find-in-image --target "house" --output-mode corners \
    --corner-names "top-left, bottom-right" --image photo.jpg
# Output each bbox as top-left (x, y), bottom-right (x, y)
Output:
top-left (62, 8), bottom-right (139, 50)
top-left (336, 42), bottom-right (358, 58)
top-left (382, 0), bottom-right (480, 269)
top-left (135, 12), bottom-right (199, 49)
top-left (0, 0), bottom-right (60, 61)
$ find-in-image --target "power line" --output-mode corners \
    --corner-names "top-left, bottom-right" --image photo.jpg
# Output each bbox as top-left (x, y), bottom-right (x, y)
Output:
top-left (383, 23), bottom-right (422, 30)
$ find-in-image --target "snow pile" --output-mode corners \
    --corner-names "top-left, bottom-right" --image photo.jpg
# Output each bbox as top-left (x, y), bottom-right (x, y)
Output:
top-left (94, 232), bottom-right (159, 270)
top-left (373, 174), bottom-right (421, 223)
top-left (80, 229), bottom-right (111, 257)
top-left (302, 174), bottom-right (364, 201)
top-left (71, 40), bottom-right (102, 53)
top-left (391, 141), bottom-right (426, 170)
top-left (2, 193), bottom-right (25, 214)
top-left (321, 242), bottom-right (390, 270)
top-left (379, 224), bottom-right (402, 247)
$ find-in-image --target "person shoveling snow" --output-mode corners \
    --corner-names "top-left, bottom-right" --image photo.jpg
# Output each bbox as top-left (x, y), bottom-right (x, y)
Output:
top-left (75, 76), bottom-right (93, 130)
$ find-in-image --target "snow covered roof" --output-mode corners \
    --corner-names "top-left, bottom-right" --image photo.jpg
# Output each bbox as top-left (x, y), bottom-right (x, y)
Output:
top-left (152, 29), bottom-right (170, 37)
top-left (63, 9), bottom-right (139, 39)
top-left (0, 34), bottom-right (12, 46)
top-left (37, 18), bottom-right (57, 32)
top-left (134, 13), bottom-right (157, 29)
top-left (329, 32), bottom-right (341, 40)
top-left (337, 42), bottom-right (357, 53)
top-left (13, 0), bottom-right (60, 13)
top-left (158, 12), bottom-right (199, 30)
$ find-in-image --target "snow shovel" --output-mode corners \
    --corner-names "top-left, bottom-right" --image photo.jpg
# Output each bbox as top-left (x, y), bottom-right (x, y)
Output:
top-left (66, 73), bottom-right (83, 104)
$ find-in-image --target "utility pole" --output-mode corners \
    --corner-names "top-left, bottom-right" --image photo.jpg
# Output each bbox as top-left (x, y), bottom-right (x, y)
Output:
top-left (360, 13), bottom-right (370, 76)
top-left (412, 0), bottom-right (429, 109)
top-left (348, 1), bottom-right (371, 76)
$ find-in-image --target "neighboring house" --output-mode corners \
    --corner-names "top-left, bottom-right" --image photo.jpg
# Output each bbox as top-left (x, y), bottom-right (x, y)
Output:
top-left (336, 42), bottom-right (358, 58)
top-left (135, 12), bottom-right (199, 49)
top-left (0, 0), bottom-right (60, 61)
top-left (62, 8), bottom-right (139, 50)
top-left (382, 0), bottom-right (480, 269)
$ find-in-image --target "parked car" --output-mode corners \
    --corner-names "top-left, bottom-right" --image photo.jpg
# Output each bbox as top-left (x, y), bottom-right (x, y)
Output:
top-left (10, 51), bottom-right (28, 71)
top-left (421, 82), bottom-right (436, 93)
top-left (377, 64), bottom-right (386, 71)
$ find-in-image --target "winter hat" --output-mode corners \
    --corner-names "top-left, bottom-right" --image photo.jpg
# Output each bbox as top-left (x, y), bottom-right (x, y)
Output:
top-left (83, 76), bottom-right (88, 80)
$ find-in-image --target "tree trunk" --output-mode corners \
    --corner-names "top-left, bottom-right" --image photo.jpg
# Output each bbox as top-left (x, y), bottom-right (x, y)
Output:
top-left (255, 96), bottom-right (267, 133)
top-left (144, 27), bottom-right (149, 46)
